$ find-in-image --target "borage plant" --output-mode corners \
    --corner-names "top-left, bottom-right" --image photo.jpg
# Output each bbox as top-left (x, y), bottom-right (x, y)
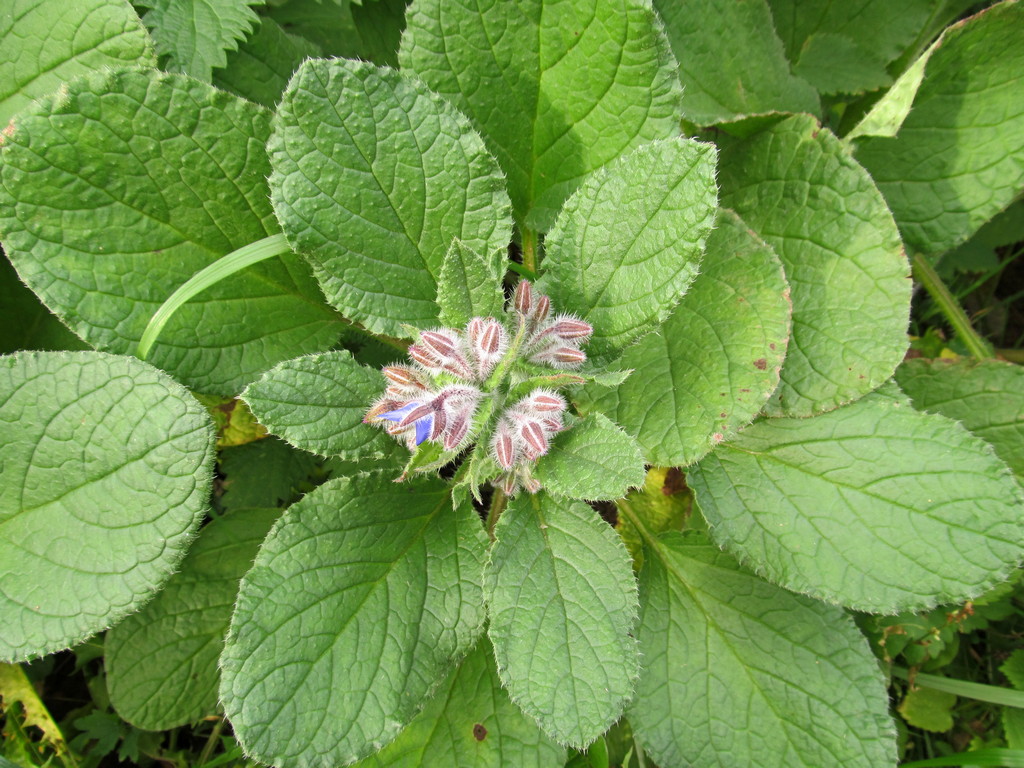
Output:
top-left (1, 0), bottom-right (1024, 767)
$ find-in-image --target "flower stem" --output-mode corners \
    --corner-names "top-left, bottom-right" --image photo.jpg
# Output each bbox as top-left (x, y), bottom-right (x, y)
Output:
top-left (198, 716), bottom-right (226, 766)
top-left (521, 227), bottom-right (539, 274)
top-left (911, 252), bottom-right (993, 359)
top-left (486, 487), bottom-right (508, 540)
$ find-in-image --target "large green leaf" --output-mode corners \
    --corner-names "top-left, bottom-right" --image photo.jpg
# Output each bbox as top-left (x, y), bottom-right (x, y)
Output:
top-left (212, 17), bottom-right (321, 108)
top-left (855, 1), bottom-right (1024, 255)
top-left (269, 58), bottom-right (512, 339)
top-left (536, 139), bottom-right (718, 363)
top-left (0, 351), bottom-right (215, 662)
top-left (587, 209), bottom-right (791, 466)
top-left (137, 0), bottom-right (264, 80)
top-left (533, 414), bottom-right (645, 501)
top-left (896, 358), bottom-right (1024, 481)
top-left (0, 255), bottom-right (88, 354)
top-left (241, 350), bottom-right (397, 461)
top-left (0, 0), bottom-right (155, 126)
top-left (767, 0), bottom-right (938, 95)
top-left (689, 391), bottom-right (1024, 612)
top-left (654, 0), bottom-right (818, 125)
top-left (627, 532), bottom-right (896, 768)
top-left (220, 474), bottom-right (487, 766)
top-left (356, 637), bottom-right (566, 768)
top-left (436, 240), bottom-right (507, 329)
top-left (106, 507), bottom-right (279, 730)
top-left (719, 114), bottom-right (910, 416)
top-left (0, 69), bottom-right (342, 395)
top-left (217, 437), bottom-right (321, 513)
top-left (484, 494), bottom-right (639, 747)
top-left (399, 0), bottom-right (683, 230)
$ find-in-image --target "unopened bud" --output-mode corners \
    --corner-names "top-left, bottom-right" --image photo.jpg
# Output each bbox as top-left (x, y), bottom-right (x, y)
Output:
top-left (492, 426), bottom-right (517, 470)
top-left (513, 280), bottom-right (533, 315)
top-left (520, 420), bottom-right (549, 458)
top-left (409, 344), bottom-right (441, 369)
top-left (527, 389), bottom-right (566, 413)
top-left (533, 294), bottom-right (550, 323)
top-left (521, 475), bottom-right (542, 494)
top-left (550, 315), bottom-right (592, 340)
top-left (444, 413), bottom-right (471, 450)
top-left (420, 329), bottom-right (460, 358)
top-left (551, 347), bottom-right (586, 366)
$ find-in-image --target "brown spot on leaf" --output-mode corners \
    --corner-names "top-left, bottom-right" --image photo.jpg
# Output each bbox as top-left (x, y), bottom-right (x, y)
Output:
top-left (662, 468), bottom-right (686, 496)
top-left (769, 343), bottom-right (776, 351)
top-left (473, 724), bottom-right (487, 741)
top-left (720, 412), bottom-right (727, 418)
top-left (754, 358), bottom-right (767, 370)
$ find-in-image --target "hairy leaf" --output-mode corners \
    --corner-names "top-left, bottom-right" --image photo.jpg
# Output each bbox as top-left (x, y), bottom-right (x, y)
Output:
top-left (138, 0), bottom-right (264, 80)
top-left (106, 508), bottom-right (279, 730)
top-left (0, 351), bottom-right (215, 661)
top-left (719, 114), bottom-right (910, 416)
top-left (534, 414), bottom-right (645, 501)
top-left (588, 209), bottom-right (791, 466)
top-left (269, 58), bottom-right (512, 338)
top-left (400, 0), bottom-right (683, 230)
top-left (0, 0), bottom-right (155, 126)
top-left (855, 1), bottom-right (1024, 254)
top-left (689, 391), bottom-right (1024, 612)
top-left (896, 358), bottom-right (1024, 481)
top-left (0, 69), bottom-right (342, 395)
top-left (628, 533), bottom-right (896, 768)
top-left (0, 256), bottom-right (88, 354)
top-left (217, 437), bottom-right (321, 513)
top-left (484, 494), bottom-right (639, 747)
top-left (436, 240), bottom-right (507, 328)
top-left (220, 474), bottom-right (487, 766)
top-left (655, 0), bottom-right (818, 125)
top-left (241, 350), bottom-right (397, 461)
top-left (537, 139), bottom-right (718, 363)
top-left (356, 638), bottom-right (566, 768)
top-left (212, 17), bottom-right (321, 108)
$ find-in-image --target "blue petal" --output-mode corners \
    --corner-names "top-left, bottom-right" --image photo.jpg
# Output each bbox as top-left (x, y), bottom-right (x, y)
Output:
top-left (414, 415), bottom-right (433, 445)
top-left (378, 402), bottom-right (419, 423)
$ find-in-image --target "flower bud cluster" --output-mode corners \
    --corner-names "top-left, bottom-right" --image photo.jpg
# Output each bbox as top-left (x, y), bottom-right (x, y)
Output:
top-left (364, 281), bottom-right (592, 495)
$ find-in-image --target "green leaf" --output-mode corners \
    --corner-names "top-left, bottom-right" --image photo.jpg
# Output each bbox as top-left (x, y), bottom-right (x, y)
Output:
top-left (768, 0), bottom-right (940, 96)
top-left (534, 414), bottom-right (645, 501)
top-left (400, 0), bottom-right (683, 230)
top-left (0, 255), bottom-right (88, 354)
top-left (106, 507), bottom-right (279, 730)
top-left (627, 532), bottom-right (895, 768)
top-left (614, 467), bottom-right (691, 568)
top-left (719, 114), bottom-right (910, 416)
top-left (0, 351), bottom-right (215, 661)
top-left (654, 0), bottom-right (818, 125)
top-left (220, 474), bottom-right (487, 766)
top-left (269, 58), bottom-right (512, 338)
top-left (138, 0), bottom-right (265, 80)
top-left (436, 240), bottom-right (507, 328)
top-left (217, 436), bottom-right (322, 513)
top-left (586, 209), bottom-right (791, 466)
top-left (1003, 649), bottom-right (1024, 690)
top-left (896, 358), bottom-right (1024, 481)
top-left (688, 391), bottom-right (1024, 612)
top-left (241, 350), bottom-right (398, 461)
top-left (536, 139), bottom-right (718, 363)
top-left (855, 1), bottom-right (1024, 255)
top-left (262, 0), bottom-right (359, 59)
top-left (354, 637), bottom-right (566, 768)
top-left (846, 42), bottom-right (936, 141)
top-left (484, 494), bottom-right (639, 748)
top-left (212, 17), bottom-right (322, 108)
top-left (899, 687), bottom-right (957, 733)
top-left (0, 0), bottom-right (155, 126)
top-left (0, 69), bottom-right (342, 395)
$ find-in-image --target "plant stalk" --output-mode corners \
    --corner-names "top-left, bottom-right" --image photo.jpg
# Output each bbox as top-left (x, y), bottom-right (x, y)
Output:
top-left (521, 227), bottom-right (539, 275)
top-left (911, 252), bottom-right (993, 359)
top-left (198, 716), bottom-right (226, 766)
top-left (486, 487), bottom-right (508, 540)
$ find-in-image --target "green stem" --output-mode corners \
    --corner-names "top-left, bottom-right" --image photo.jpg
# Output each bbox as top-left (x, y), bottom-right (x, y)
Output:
top-left (198, 716), bottom-right (226, 766)
top-left (486, 488), bottom-right (507, 540)
top-left (136, 233), bottom-right (291, 359)
top-left (892, 666), bottom-right (1024, 709)
top-left (506, 261), bottom-right (538, 281)
top-left (521, 227), bottom-right (539, 275)
top-left (911, 252), bottom-right (993, 359)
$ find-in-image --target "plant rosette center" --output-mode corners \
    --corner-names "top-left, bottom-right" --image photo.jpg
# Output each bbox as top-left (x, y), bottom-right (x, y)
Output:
top-left (365, 280), bottom-right (593, 495)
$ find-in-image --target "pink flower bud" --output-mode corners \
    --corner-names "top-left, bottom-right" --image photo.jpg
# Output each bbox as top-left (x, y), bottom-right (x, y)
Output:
top-left (468, 317), bottom-right (508, 378)
top-left (527, 389), bottom-right (566, 413)
top-left (550, 315), bottom-right (592, 341)
top-left (520, 419), bottom-right (549, 458)
top-left (420, 329), bottom-right (461, 358)
top-left (513, 280), bottom-right (533, 316)
top-left (533, 294), bottom-right (550, 323)
top-left (521, 475), bottom-right (542, 494)
top-left (408, 344), bottom-right (441, 369)
top-left (492, 424), bottom-right (518, 470)
top-left (444, 413), bottom-right (471, 450)
top-left (550, 347), bottom-right (587, 366)
top-left (498, 472), bottom-right (518, 496)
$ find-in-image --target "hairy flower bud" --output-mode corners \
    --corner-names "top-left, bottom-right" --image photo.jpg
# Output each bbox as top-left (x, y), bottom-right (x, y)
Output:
top-left (468, 317), bottom-right (508, 378)
top-left (513, 280), bottom-right (533, 316)
top-left (549, 315), bottom-right (592, 341)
